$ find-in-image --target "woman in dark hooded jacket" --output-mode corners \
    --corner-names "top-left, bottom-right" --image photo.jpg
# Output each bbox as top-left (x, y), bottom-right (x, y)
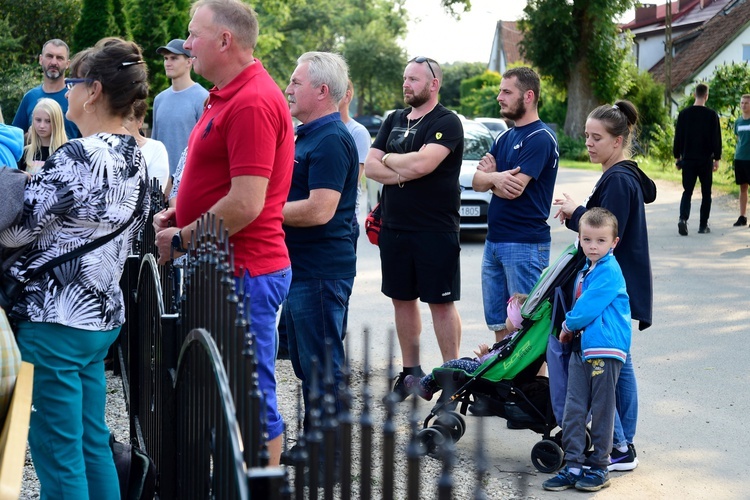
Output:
top-left (553, 99), bottom-right (656, 472)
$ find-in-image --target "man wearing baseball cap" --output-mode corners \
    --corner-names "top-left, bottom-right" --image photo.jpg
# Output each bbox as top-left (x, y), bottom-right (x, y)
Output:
top-left (152, 38), bottom-right (209, 179)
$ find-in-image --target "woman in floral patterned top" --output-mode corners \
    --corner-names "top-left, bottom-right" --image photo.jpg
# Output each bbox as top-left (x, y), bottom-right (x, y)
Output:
top-left (0, 37), bottom-right (149, 499)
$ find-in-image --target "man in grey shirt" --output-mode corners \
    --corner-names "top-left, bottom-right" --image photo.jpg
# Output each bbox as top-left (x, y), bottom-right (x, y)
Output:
top-left (152, 39), bottom-right (209, 177)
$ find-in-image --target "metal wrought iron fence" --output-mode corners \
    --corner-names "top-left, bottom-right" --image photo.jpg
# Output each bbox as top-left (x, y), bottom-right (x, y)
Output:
top-left (114, 184), bottom-right (486, 499)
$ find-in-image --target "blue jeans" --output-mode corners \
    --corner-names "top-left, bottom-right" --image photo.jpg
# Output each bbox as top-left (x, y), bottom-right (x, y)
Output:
top-left (16, 321), bottom-right (122, 500)
top-left (613, 352), bottom-right (638, 447)
top-left (236, 267), bottom-right (292, 441)
top-left (481, 241), bottom-right (549, 330)
top-left (283, 276), bottom-right (354, 430)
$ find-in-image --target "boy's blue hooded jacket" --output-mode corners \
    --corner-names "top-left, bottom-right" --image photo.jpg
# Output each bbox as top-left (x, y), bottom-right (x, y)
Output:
top-left (565, 251), bottom-right (631, 362)
top-left (0, 124), bottom-right (24, 168)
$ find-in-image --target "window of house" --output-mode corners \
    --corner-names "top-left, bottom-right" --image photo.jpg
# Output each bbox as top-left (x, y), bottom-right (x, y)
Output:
top-left (744, 45), bottom-right (750, 61)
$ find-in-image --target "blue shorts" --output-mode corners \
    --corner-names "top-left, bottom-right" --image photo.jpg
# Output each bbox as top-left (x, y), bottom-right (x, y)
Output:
top-left (481, 241), bottom-right (549, 331)
top-left (236, 267), bottom-right (291, 440)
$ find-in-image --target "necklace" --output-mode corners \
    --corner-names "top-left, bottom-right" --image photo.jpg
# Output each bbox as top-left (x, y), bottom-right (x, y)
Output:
top-left (404, 113), bottom-right (427, 137)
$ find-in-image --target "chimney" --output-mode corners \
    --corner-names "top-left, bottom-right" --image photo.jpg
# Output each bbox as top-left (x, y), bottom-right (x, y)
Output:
top-left (636, 4), bottom-right (657, 24)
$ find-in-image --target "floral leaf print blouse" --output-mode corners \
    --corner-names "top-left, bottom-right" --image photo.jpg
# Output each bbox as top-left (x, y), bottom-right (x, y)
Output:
top-left (0, 133), bottom-right (149, 331)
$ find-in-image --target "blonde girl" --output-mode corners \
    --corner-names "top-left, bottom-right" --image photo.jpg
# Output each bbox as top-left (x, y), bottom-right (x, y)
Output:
top-left (21, 98), bottom-right (68, 173)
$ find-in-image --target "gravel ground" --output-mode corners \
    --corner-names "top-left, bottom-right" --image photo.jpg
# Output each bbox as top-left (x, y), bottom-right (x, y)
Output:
top-left (20, 360), bottom-right (537, 499)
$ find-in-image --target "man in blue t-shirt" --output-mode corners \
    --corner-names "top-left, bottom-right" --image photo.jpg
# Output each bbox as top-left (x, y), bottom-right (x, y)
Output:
top-left (472, 67), bottom-right (559, 342)
top-left (12, 39), bottom-right (80, 140)
top-left (282, 52), bottom-right (358, 434)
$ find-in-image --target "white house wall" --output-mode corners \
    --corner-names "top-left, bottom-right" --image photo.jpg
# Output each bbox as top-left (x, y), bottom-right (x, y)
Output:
top-left (636, 35), bottom-right (668, 71)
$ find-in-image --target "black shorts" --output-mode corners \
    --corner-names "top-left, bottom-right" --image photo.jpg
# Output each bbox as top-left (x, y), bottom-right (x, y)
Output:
top-left (735, 159), bottom-right (750, 185)
top-left (379, 228), bottom-right (461, 303)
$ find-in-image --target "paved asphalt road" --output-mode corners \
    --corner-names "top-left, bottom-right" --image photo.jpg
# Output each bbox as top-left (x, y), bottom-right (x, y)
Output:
top-left (345, 167), bottom-right (750, 499)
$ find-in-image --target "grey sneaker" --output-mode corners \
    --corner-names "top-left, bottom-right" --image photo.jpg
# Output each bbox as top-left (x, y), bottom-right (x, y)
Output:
top-left (575, 468), bottom-right (611, 491)
top-left (542, 466), bottom-right (583, 491)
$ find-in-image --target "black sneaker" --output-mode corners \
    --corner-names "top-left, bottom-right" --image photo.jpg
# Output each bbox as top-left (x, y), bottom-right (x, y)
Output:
top-left (734, 215), bottom-right (747, 226)
top-left (698, 225), bottom-right (710, 234)
top-left (608, 445), bottom-right (639, 471)
top-left (280, 443), bottom-right (305, 466)
top-left (678, 219), bottom-right (688, 236)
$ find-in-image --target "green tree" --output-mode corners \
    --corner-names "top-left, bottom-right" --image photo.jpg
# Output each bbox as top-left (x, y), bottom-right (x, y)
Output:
top-left (166, 0), bottom-right (191, 40)
top-left (706, 62), bottom-right (750, 120)
top-left (441, 62), bottom-right (487, 109)
top-left (343, 21), bottom-right (406, 115)
top-left (622, 67), bottom-right (668, 153)
top-left (73, 0), bottom-right (117, 52)
top-left (459, 70), bottom-right (501, 117)
top-left (0, 0), bottom-right (81, 62)
top-left (255, 0), bottom-right (408, 114)
top-left (130, 0), bottom-right (171, 100)
top-left (111, 0), bottom-right (130, 38)
top-left (519, 0), bottom-right (637, 138)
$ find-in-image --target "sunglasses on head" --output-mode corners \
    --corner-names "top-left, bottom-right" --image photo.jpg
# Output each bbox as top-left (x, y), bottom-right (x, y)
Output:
top-left (413, 56), bottom-right (436, 79)
top-left (64, 78), bottom-right (94, 90)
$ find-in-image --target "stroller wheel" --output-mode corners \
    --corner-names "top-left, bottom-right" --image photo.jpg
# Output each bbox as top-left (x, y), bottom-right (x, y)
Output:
top-left (585, 427), bottom-right (593, 452)
top-left (531, 439), bottom-right (564, 473)
top-left (416, 427), bottom-right (446, 457)
top-left (436, 411), bottom-right (466, 438)
top-left (435, 412), bottom-right (464, 441)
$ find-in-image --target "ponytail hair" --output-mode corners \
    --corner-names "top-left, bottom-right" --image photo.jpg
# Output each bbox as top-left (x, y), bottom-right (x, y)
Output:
top-left (588, 99), bottom-right (639, 156)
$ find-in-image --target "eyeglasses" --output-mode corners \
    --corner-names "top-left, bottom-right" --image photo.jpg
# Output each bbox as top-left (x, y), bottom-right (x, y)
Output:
top-left (64, 78), bottom-right (94, 90)
top-left (413, 56), bottom-right (436, 80)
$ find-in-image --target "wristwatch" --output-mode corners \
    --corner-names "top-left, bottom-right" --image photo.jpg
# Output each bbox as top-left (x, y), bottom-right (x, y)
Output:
top-left (171, 230), bottom-right (188, 253)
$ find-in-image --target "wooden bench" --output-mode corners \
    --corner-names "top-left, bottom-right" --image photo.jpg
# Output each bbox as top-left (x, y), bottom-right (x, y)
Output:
top-left (0, 361), bottom-right (33, 500)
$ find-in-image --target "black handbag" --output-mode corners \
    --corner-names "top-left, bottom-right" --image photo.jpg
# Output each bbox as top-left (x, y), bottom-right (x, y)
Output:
top-left (0, 186), bottom-right (146, 311)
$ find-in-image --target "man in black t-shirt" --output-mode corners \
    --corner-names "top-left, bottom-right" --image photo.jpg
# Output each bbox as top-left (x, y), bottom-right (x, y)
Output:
top-left (365, 56), bottom-right (464, 402)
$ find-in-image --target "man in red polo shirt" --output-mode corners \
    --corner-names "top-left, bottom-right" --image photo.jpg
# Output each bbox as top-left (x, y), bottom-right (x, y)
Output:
top-left (153, 0), bottom-right (294, 465)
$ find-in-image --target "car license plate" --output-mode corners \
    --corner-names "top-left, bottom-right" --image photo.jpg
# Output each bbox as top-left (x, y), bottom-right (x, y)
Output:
top-left (460, 206), bottom-right (480, 217)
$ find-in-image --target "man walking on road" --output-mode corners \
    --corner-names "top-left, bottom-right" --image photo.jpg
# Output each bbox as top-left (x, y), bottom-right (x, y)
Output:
top-left (472, 67), bottom-right (558, 343)
top-left (674, 82), bottom-right (722, 235)
top-left (365, 56), bottom-right (464, 402)
top-left (732, 94), bottom-right (750, 227)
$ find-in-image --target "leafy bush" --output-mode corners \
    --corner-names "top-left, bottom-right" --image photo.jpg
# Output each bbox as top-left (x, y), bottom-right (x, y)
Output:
top-left (648, 122), bottom-right (675, 171)
top-left (459, 70), bottom-right (501, 118)
top-left (623, 68), bottom-right (669, 154)
top-left (557, 131), bottom-right (589, 162)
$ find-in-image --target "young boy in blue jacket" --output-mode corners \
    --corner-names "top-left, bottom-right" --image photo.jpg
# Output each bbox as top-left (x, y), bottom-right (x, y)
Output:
top-left (543, 207), bottom-right (631, 492)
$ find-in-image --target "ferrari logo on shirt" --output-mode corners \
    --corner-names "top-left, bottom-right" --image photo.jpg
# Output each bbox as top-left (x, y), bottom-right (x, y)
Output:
top-left (436, 132), bottom-right (443, 140)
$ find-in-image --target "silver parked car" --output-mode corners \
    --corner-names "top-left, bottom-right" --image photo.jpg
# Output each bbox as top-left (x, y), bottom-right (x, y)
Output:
top-left (475, 117), bottom-right (509, 139)
top-left (365, 118), bottom-right (495, 231)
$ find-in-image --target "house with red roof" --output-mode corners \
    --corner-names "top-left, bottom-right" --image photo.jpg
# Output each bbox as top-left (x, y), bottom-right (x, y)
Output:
top-left (624, 0), bottom-right (750, 100)
top-left (488, 21), bottom-right (525, 74)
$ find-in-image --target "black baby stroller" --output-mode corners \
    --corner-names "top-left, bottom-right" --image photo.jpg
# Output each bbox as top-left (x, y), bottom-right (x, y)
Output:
top-left (415, 244), bottom-right (588, 472)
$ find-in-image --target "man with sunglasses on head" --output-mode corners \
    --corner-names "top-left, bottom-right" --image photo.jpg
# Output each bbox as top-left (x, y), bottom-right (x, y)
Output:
top-left (365, 56), bottom-right (464, 403)
top-left (12, 39), bottom-right (80, 139)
